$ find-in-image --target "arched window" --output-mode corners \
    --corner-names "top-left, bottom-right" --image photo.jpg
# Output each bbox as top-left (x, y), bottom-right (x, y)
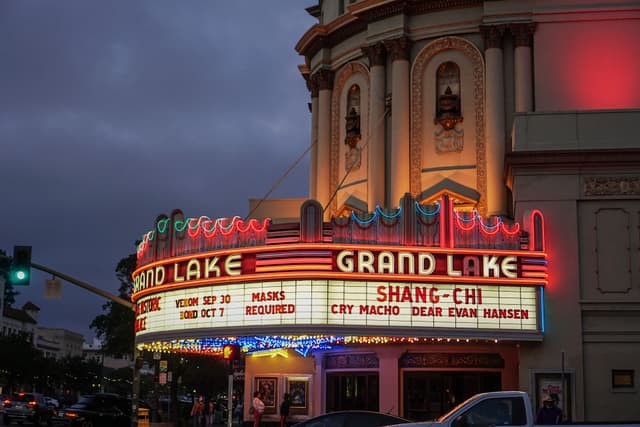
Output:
top-left (435, 62), bottom-right (462, 130)
top-left (345, 84), bottom-right (361, 148)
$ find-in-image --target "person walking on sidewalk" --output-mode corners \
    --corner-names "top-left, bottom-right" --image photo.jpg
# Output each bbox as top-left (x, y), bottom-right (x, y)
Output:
top-left (190, 395), bottom-right (205, 427)
top-left (252, 391), bottom-right (265, 427)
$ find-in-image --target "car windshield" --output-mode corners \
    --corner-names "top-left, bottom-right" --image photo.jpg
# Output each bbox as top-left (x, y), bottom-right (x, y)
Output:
top-left (436, 393), bottom-right (484, 422)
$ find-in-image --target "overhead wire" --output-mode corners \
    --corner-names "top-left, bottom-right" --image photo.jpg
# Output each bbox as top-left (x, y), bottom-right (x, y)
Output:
top-left (246, 98), bottom-right (390, 221)
top-left (323, 104), bottom-right (390, 213)
top-left (244, 139), bottom-right (315, 221)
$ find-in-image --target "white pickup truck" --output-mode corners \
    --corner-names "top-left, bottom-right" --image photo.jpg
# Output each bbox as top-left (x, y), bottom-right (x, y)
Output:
top-left (388, 391), bottom-right (640, 427)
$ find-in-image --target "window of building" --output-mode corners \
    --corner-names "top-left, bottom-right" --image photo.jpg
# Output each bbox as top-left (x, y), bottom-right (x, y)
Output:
top-left (435, 62), bottom-right (462, 130)
top-left (612, 369), bottom-right (635, 389)
top-left (345, 84), bottom-right (361, 148)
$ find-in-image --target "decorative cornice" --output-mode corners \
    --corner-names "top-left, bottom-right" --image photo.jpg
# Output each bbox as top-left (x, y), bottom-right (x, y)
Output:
top-left (297, 0), bottom-right (482, 59)
top-left (510, 22), bottom-right (536, 48)
top-left (297, 20), bottom-right (367, 60)
top-left (354, 0), bottom-right (482, 22)
top-left (506, 149), bottom-right (640, 189)
top-left (384, 36), bottom-right (411, 61)
top-left (362, 42), bottom-right (387, 67)
top-left (313, 69), bottom-right (335, 91)
top-left (479, 24), bottom-right (506, 50)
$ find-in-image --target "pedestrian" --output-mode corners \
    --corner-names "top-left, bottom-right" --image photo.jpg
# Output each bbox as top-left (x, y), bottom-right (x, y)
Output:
top-left (205, 398), bottom-right (215, 427)
top-left (234, 399), bottom-right (244, 426)
top-left (279, 393), bottom-right (291, 427)
top-left (536, 395), bottom-right (562, 424)
top-left (252, 391), bottom-right (265, 427)
top-left (190, 395), bottom-right (205, 427)
top-left (214, 399), bottom-right (223, 424)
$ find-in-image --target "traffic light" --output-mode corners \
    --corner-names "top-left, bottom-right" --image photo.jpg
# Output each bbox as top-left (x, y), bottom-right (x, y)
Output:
top-left (10, 245), bottom-right (32, 286)
top-left (222, 344), bottom-right (240, 360)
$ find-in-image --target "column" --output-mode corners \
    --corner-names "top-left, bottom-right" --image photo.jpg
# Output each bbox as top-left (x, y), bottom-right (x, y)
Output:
top-left (306, 76), bottom-right (320, 200)
top-left (385, 37), bottom-right (411, 208)
top-left (363, 42), bottom-right (387, 211)
top-left (481, 25), bottom-right (507, 217)
top-left (512, 23), bottom-right (536, 112)
top-left (313, 69), bottom-right (334, 218)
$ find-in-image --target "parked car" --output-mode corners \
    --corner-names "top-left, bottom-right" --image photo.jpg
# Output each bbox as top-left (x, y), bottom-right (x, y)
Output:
top-left (2, 391), bottom-right (55, 426)
top-left (53, 393), bottom-right (135, 427)
top-left (384, 391), bottom-right (640, 427)
top-left (292, 410), bottom-right (410, 427)
top-left (45, 396), bottom-right (60, 409)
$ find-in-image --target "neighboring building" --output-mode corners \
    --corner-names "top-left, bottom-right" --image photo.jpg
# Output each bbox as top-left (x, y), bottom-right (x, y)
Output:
top-left (1, 302), bottom-right (39, 340)
top-left (83, 338), bottom-right (134, 371)
top-left (36, 327), bottom-right (84, 359)
top-left (131, 0), bottom-right (640, 424)
top-left (1, 300), bottom-right (87, 361)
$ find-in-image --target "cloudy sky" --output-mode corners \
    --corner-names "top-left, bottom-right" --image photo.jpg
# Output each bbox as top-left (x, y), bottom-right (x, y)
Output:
top-left (0, 1), bottom-right (316, 342)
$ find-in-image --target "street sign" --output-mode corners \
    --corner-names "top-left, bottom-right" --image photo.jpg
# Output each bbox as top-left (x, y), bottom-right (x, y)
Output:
top-left (45, 278), bottom-right (62, 299)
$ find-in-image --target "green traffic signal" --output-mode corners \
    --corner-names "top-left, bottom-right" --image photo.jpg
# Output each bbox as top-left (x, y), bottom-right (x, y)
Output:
top-left (10, 245), bottom-right (32, 286)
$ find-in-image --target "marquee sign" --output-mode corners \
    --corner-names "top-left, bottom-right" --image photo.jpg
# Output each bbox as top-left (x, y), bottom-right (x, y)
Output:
top-left (133, 279), bottom-right (539, 338)
top-left (132, 244), bottom-right (547, 298)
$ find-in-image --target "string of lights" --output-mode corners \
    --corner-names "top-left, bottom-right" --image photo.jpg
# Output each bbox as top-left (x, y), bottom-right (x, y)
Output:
top-left (137, 335), bottom-right (503, 358)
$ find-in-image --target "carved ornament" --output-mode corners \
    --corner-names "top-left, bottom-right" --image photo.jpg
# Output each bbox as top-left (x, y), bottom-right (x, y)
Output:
top-left (384, 36), bottom-right (411, 61)
top-left (325, 353), bottom-right (379, 369)
top-left (584, 176), bottom-right (640, 196)
top-left (411, 36), bottom-right (487, 214)
top-left (362, 42), bottom-right (387, 67)
top-left (330, 62), bottom-right (370, 217)
top-left (479, 25), bottom-right (506, 50)
top-left (510, 23), bottom-right (537, 47)
top-left (400, 352), bottom-right (505, 368)
top-left (313, 68), bottom-right (335, 91)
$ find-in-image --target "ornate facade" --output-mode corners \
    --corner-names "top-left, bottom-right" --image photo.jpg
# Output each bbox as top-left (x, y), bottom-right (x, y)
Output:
top-left (132, 1), bottom-right (640, 424)
top-left (294, 0), bottom-right (640, 422)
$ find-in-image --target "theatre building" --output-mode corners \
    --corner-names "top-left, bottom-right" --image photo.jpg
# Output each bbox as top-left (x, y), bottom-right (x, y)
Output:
top-left (131, 0), bottom-right (640, 423)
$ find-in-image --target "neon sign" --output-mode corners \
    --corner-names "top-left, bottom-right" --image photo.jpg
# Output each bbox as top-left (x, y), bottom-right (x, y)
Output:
top-left (132, 244), bottom-right (547, 297)
top-left (133, 279), bottom-right (540, 338)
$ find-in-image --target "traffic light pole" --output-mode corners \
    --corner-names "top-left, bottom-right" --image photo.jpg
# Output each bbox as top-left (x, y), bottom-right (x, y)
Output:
top-left (29, 262), bottom-right (141, 427)
top-left (30, 262), bottom-right (134, 309)
top-left (1, 253), bottom-right (139, 426)
top-left (0, 254), bottom-right (133, 309)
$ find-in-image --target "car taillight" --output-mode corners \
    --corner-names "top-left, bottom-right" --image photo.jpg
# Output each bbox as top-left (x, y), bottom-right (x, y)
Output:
top-left (64, 412), bottom-right (79, 418)
top-left (28, 401), bottom-right (37, 407)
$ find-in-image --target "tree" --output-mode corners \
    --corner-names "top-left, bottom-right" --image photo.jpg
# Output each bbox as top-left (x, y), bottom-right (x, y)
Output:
top-left (0, 333), bottom-right (43, 392)
top-left (90, 253), bottom-right (136, 358)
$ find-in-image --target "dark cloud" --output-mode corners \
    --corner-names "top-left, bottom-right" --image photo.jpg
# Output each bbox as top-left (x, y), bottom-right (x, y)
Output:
top-left (0, 0), bottom-right (315, 341)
